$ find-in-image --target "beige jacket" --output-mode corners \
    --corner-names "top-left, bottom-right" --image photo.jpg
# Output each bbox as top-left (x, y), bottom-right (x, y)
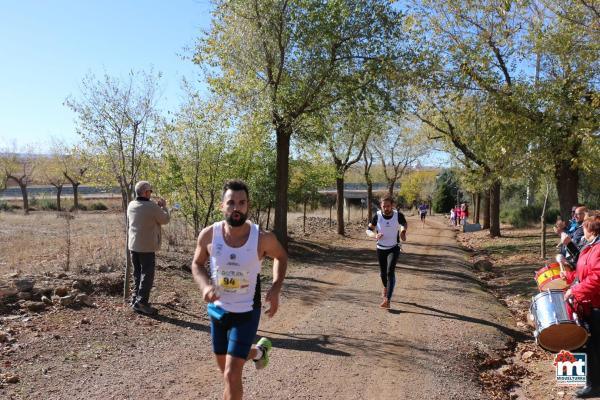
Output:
top-left (127, 199), bottom-right (170, 252)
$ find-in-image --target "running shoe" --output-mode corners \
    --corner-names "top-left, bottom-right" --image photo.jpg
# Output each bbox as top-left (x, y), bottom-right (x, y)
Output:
top-left (379, 299), bottom-right (390, 309)
top-left (254, 337), bottom-right (272, 370)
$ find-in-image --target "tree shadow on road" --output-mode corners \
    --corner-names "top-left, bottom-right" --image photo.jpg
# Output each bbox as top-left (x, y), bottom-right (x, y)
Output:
top-left (149, 304), bottom-right (210, 333)
top-left (396, 301), bottom-right (529, 341)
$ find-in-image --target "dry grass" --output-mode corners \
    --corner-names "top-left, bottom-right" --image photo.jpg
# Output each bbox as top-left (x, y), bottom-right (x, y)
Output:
top-left (0, 206), bottom-right (379, 278)
top-left (0, 211), bottom-right (127, 276)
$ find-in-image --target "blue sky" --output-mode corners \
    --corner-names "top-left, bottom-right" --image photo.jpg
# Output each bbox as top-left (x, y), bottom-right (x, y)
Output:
top-left (0, 0), bottom-right (212, 151)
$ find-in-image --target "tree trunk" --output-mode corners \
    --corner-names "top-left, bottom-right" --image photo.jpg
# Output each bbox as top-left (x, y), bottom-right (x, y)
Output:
top-left (336, 177), bottom-right (345, 235)
top-left (73, 183), bottom-right (80, 211)
top-left (366, 181), bottom-right (373, 223)
top-left (387, 181), bottom-right (394, 198)
top-left (274, 125), bottom-right (291, 249)
top-left (489, 180), bottom-right (501, 237)
top-left (541, 182), bottom-right (550, 259)
top-left (266, 202), bottom-right (271, 230)
top-left (554, 159), bottom-right (579, 221)
top-left (122, 191), bottom-right (132, 302)
top-left (123, 208), bottom-right (132, 302)
top-left (18, 182), bottom-right (29, 215)
top-left (474, 193), bottom-right (481, 225)
top-left (482, 190), bottom-right (490, 230)
top-left (203, 191), bottom-right (215, 230)
top-left (303, 199), bottom-right (307, 234)
top-left (56, 185), bottom-right (62, 211)
top-left (471, 193), bottom-right (476, 223)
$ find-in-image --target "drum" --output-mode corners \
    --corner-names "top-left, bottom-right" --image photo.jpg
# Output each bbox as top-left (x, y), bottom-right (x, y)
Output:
top-left (530, 289), bottom-right (588, 352)
top-left (535, 263), bottom-right (567, 291)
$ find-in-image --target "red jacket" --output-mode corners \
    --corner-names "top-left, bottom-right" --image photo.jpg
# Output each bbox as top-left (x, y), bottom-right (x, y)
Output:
top-left (566, 240), bottom-right (600, 315)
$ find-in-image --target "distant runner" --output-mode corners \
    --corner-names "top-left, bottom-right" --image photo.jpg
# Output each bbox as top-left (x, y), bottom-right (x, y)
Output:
top-left (366, 194), bottom-right (407, 309)
top-left (418, 203), bottom-right (428, 226)
top-left (191, 180), bottom-right (287, 400)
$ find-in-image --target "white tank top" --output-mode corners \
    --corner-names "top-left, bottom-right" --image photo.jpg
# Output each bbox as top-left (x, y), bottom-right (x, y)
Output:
top-left (210, 221), bottom-right (261, 313)
top-left (376, 210), bottom-right (401, 250)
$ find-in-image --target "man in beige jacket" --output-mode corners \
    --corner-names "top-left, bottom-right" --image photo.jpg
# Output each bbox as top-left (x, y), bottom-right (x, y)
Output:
top-left (127, 181), bottom-right (170, 315)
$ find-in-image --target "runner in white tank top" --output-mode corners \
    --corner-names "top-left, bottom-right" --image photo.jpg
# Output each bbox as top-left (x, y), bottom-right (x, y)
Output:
top-left (191, 180), bottom-right (288, 400)
top-left (366, 195), bottom-right (407, 309)
top-left (210, 220), bottom-right (261, 313)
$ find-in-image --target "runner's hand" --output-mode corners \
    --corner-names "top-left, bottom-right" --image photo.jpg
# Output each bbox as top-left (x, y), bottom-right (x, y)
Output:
top-left (400, 231), bottom-right (407, 242)
top-left (564, 288), bottom-right (573, 302)
top-left (264, 287), bottom-right (280, 318)
top-left (202, 285), bottom-right (220, 303)
top-left (375, 233), bottom-right (383, 240)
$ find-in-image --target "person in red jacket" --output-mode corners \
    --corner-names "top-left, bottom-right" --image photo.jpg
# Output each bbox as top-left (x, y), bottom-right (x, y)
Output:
top-left (564, 214), bottom-right (600, 398)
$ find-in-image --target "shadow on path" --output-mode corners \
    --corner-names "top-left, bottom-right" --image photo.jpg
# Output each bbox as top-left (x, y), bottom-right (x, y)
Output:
top-left (396, 301), bottom-right (528, 341)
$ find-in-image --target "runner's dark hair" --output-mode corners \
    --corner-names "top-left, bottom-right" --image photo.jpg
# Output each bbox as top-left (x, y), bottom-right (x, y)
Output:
top-left (381, 194), bottom-right (394, 204)
top-left (222, 179), bottom-right (249, 200)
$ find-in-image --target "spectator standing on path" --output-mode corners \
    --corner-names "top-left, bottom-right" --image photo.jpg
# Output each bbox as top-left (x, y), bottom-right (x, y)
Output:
top-left (461, 203), bottom-right (469, 225)
top-left (191, 179), bottom-right (287, 400)
top-left (127, 180), bottom-right (170, 315)
top-left (366, 194), bottom-right (407, 309)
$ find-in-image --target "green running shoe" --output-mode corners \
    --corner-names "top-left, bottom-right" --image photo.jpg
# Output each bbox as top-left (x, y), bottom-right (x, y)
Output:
top-left (254, 337), bottom-right (272, 370)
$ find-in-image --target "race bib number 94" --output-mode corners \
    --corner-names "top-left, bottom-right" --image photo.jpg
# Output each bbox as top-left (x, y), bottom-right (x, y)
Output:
top-left (217, 270), bottom-right (250, 294)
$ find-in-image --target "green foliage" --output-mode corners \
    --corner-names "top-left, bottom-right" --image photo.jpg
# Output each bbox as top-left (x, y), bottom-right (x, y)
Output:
top-left (69, 204), bottom-right (88, 212)
top-left (65, 70), bottom-right (162, 206)
top-left (288, 157), bottom-right (335, 206)
top-left (433, 170), bottom-right (458, 213)
top-left (500, 205), bottom-right (562, 228)
top-left (38, 199), bottom-right (59, 211)
top-left (0, 201), bottom-right (10, 211)
top-left (90, 202), bottom-right (108, 211)
top-left (399, 170), bottom-right (438, 207)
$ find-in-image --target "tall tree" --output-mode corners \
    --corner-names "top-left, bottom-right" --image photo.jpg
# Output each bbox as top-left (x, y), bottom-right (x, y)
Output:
top-left (374, 117), bottom-right (429, 197)
top-left (195, 0), bottom-right (408, 248)
top-left (155, 96), bottom-right (231, 236)
top-left (65, 70), bottom-right (162, 301)
top-left (413, 0), bottom-right (600, 220)
top-left (0, 146), bottom-right (37, 214)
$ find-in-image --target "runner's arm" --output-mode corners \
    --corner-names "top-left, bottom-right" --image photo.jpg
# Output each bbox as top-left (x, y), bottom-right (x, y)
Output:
top-left (260, 231), bottom-right (288, 317)
top-left (398, 212), bottom-right (407, 241)
top-left (366, 215), bottom-right (378, 237)
top-left (191, 227), bottom-right (219, 302)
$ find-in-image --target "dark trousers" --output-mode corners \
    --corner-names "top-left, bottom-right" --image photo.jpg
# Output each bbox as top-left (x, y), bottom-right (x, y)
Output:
top-left (377, 245), bottom-right (400, 300)
top-left (585, 309), bottom-right (600, 386)
top-left (130, 251), bottom-right (156, 305)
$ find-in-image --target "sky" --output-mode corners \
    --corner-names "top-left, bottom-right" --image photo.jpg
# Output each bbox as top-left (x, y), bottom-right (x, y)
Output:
top-left (0, 0), bottom-right (212, 152)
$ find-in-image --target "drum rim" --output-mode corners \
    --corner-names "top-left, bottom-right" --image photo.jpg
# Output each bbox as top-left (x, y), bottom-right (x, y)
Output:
top-left (535, 263), bottom-right (561, 278)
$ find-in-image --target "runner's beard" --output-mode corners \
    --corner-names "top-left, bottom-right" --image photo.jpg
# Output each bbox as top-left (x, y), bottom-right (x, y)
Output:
top-left (226, 211), bottom-right (247, 227)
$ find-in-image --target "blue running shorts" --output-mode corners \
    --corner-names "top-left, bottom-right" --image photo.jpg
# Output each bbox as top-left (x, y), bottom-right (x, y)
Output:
top-left (210, 307), bottom-right (261, 359)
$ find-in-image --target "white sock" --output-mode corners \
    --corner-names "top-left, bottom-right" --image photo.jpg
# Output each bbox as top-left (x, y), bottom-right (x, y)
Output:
top-left (253, 346), bottom-right (264, 361)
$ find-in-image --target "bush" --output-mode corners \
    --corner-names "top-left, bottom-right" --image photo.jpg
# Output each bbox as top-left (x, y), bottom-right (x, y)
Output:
top-left (501, 205), bottom-right (561, 228)
top-left (545, 208), bottom-right (561, 224)
top-left (69, 204), bottom-right (88, 212)
top-left (90, 202), bottom-right (108, 211)
top-left (0, 201), bottom-right (10, 211)
top-left (38, 199), bottom-right (59, 211)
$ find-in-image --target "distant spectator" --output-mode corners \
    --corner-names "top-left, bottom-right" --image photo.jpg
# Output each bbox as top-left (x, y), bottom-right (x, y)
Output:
top-left (127, 181), bottom-right (170, 315)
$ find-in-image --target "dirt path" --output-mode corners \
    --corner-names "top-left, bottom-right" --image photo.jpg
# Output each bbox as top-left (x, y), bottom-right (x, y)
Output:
top-left (1, 216), bottom-right (520, 399)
